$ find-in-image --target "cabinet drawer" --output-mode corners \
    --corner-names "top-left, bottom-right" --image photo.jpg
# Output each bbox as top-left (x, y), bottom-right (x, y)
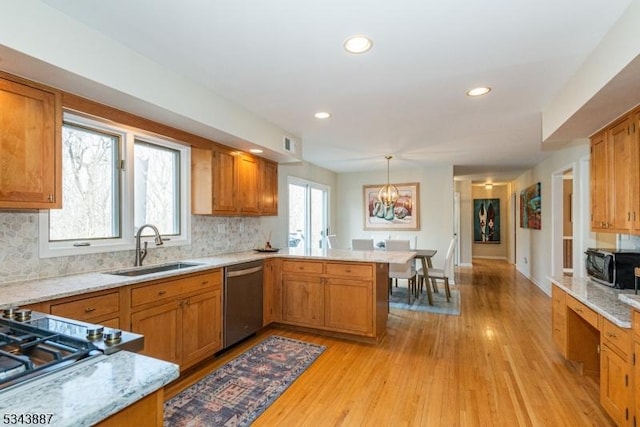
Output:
top-left (131, 270), bottom-right (221, 307)
top-left (566, 295), bottom-right (599, 329)
top-left (601, 318), bottom-right (631, 359)
top-left (282, 260), bottom-right (323, 274)
top-left (325, 262), bottom-right (372, 279)
top-left (51, 292), bottom-right (119, 321)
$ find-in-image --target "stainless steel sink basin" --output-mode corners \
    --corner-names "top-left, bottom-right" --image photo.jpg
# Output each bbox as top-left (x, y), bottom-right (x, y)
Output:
top-left (105, 262), bottom-right (203, 277)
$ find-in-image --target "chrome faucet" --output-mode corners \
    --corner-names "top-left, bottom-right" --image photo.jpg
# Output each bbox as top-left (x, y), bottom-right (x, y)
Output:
top-left (134, 224), bottom-right (164, 266)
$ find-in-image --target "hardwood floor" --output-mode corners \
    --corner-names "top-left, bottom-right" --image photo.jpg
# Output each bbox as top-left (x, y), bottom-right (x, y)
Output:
top-left (165, 259), bottom-right (615, 426)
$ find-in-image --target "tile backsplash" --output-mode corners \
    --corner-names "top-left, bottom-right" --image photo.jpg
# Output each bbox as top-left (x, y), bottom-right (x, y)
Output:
top-left (0, 211), bottom-right (262, 284)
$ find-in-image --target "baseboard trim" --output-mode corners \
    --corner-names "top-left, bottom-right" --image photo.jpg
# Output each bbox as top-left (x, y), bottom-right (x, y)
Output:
top-left (472, 256), bottom-right (508, 260)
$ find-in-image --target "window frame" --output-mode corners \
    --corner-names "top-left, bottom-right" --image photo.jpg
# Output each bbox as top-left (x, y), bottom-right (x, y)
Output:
top-left (39, 112), bottom-right (191, 259)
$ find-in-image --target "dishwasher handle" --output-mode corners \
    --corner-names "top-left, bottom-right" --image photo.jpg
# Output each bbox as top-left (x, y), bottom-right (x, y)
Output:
top-left (226, 265), bottom-right (263, 278)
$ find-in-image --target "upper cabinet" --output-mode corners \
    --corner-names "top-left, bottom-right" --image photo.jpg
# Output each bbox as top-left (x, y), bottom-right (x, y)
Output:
top-left (590, 108), bottom-right (640, 234)
top-left (191, 145), bottom-right (278, 216)
top-left (0, 75), bottom-right (61, 209)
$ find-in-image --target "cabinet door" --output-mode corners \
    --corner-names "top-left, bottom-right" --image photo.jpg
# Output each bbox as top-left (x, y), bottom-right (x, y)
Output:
top-left (608, 118), bottom-right (633, 232)
top-left (0, 77), bottom-right (61, 208)
top-left (282, 274), bottom-right (324, 327)
top-left (212, 147), bottom-right (237, 214)
top-left (181, 290), bottom-right (221, 368)
top-left (237, 154), bottom-right (260, 214)
top-left (263, 258), bottom-right (282, 325)
top-left (324, 277), bottom-right (373, 335)
top-left (551, 285), bottom-right (567, 356)
top-left (131, 301), bottom-right (181, 364)
top-left (634, 339), bottom-right (640, 426)
top-left (600, 343), bottom-right (630, 426)
top-left (260, 159), bottom-right (278, 215)
top-left (191, 147), bottom-right (213, 215)
top-left (631, 112), bottom-right (640, 234)
top-left (590, 131), bottom-right (608, 231)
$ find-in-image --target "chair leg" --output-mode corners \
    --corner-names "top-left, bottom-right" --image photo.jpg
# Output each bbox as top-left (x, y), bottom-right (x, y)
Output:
top-left (431, 277), bottom-right (438, 293)
top-left (444, 278), bottom-right (451, 302)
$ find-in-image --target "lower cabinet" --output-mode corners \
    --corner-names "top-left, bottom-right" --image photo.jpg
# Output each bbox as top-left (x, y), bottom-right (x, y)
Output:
top-left (600, 316), bottom-right (632, 427)
top-left (278, 259), bottom-right (383, 340)
top-left (282, 274), bottom-right (324, 327)
top-left (129, 270), bottom-right (222, 369)
top-left (263, 258), bottom-right (282, 325)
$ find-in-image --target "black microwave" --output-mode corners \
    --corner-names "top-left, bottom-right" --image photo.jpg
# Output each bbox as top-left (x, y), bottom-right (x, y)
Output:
top-left (585, 248), bottom-right (640, 289)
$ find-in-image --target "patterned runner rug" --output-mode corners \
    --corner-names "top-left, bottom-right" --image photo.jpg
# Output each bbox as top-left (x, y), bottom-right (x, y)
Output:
top-left (164, 336), bottom-right (325, 426)
top-left (389, 284), bottom-right (461, 315)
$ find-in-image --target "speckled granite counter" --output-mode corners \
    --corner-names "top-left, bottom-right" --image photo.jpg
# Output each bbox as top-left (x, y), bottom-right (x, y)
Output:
top-left (0, 248), bottom-right (415, 309)
top-left (0, 351), bottom-right (179, 427)
top-left (548, 275), bottom-right (635, 328)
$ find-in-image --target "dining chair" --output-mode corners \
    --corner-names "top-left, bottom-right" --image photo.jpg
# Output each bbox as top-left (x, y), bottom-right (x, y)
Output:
top-left (418, 236), bottom-right (456, 302)
top-left (352, 238), bottom-right (374, 250)
top-left (327, 235), bottom-right (338, 249)
top-left (385, 239), bottom-right (417, 304)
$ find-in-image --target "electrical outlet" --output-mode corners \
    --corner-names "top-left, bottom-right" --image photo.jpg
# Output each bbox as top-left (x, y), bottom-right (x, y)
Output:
top-left (239, 224), bottom-right (244, 233)
top-left (217, 224), bottom-right (225, 233)
top-left (524, 257), bottom-right (528, 264)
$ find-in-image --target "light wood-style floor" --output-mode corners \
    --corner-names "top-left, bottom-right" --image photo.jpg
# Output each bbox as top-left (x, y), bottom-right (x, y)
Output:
top-left (165, 259), bottom-right (615, 426)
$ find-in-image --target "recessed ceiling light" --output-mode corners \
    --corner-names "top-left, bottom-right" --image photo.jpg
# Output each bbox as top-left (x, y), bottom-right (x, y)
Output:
top-left (314, 112), bottom-right (332, 119)
top-left (344, 35), bottom-right (373, 54)
top-left (249, 148), bottom-right (263, 154)
top-left (467, 87), bottom-right (491, 97)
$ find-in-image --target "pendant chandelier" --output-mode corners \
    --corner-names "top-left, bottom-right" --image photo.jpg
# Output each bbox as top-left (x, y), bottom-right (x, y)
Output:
top-left (378, 155), bottom-right (399, 207)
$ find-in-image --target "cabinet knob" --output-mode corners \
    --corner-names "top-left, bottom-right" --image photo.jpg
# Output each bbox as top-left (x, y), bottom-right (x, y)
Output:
top-left (158, 290), bottom-right (167, 296)
top-left (47, 194), bottom-right (54, 203)
top-left (84, 307), bottom-right (96, 313)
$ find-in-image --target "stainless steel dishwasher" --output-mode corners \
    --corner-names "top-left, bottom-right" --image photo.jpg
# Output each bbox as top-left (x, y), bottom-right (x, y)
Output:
top-left (223, 260), bottom-right (264, 349)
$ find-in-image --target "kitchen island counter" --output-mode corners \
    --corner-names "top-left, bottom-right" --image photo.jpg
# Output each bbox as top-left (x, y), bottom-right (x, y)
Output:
top-left (0, 351), bottom-right (179, 427)
top-left (0, 248), bottom-right (414, 309)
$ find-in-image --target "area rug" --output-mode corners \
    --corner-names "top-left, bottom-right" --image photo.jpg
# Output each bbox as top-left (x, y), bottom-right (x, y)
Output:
top-left (164, 336), bottom-right (325, 426)
top-left (389, 284), bottom-right (461, 315)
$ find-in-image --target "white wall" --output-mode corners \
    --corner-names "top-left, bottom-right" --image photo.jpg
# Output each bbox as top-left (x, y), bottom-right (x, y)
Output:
top-left (336, 165), bottom-right (455, 267)
top-left (455, 180), bottom-right (473, 266)
top-left (513, 142), bottom-right (591, 294)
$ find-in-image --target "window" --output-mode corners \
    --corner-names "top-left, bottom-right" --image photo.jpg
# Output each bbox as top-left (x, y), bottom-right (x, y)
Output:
top-left (39, 113), bottom-right (190, 258)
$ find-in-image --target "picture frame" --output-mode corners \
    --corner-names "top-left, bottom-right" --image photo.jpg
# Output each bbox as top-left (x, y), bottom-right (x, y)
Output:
top-left (363, 182), bottom-right (420, 230)
top-left (473, 198), bottom-right (501, 243)
top-left (520, 182), bottom-right (541, 229)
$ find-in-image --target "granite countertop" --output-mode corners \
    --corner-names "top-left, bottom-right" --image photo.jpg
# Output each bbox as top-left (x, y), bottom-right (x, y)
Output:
top-left (548, 275), bottom-right (636, 328)
top-left (0, 248), bottom-right (415, 309)
top-left (0, 351), bottom-right (179, 427)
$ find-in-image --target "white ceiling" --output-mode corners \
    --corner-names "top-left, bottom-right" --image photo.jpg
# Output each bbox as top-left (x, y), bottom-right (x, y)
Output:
top-left (39, 0), bottom-right (634, 179)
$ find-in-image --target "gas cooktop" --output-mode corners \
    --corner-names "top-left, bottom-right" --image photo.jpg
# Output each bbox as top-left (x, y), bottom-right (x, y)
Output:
top-left (0, 308), bottom-right (144, 392)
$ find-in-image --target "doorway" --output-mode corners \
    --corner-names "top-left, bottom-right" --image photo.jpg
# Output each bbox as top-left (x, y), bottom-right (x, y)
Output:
top-left (288, 177), bottom-right (329, 250)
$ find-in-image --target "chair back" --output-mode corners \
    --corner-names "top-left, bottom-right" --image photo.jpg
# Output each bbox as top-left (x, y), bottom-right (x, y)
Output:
top-left (385, 239), bottom-right (414, 276)
top-left (327, 235), bottom-right (338, 249)
top-left (394, 235), bottom-right (417, 249)
top-left (443, 236), bottom-right (457, 275)
top-left (352, 238), bottom-right (374, 250)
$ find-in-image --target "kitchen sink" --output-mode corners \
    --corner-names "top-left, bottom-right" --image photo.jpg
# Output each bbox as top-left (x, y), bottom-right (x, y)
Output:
top-left (105, 262), bottom-right (203, 277)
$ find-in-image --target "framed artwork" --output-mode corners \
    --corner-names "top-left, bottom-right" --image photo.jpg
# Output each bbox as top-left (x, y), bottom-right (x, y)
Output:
top-left (473, 198), bottom-right (500, 243)
top-left (363, 182), bottom-right (420, 230)
top-left (520, 182), bottom-right (541, 229)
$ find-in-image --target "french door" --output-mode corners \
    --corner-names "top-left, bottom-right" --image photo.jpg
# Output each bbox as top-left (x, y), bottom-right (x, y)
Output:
top-left (288, 177), bottom-right (329, 250)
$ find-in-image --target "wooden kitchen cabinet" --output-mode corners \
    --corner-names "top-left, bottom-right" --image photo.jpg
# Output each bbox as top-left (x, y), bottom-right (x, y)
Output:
top-left (590, 106), bottom-right (640, 234)
top-left (551, 285), bottom-right (567, 357)
top-left (0, 74), bottom-right (61, 209)
top-left (263, 258), bottom-right (282, 325)
top-left (282, 273), bottom-right (324, 327)
top-left (278, 259), bottom-right (386, 341)
top-left (50, 290), bottom-right (121, 329)
top-left (191, 145), bottom-right (278, 216)
top-left (260, 158), bottom-right (278, 215)
top-left (129, 269), bottom-right (223, 369)
top-left (600, 317), bottom-right (631, 426)
top-left (590, 130), bottom-right (609, 231)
